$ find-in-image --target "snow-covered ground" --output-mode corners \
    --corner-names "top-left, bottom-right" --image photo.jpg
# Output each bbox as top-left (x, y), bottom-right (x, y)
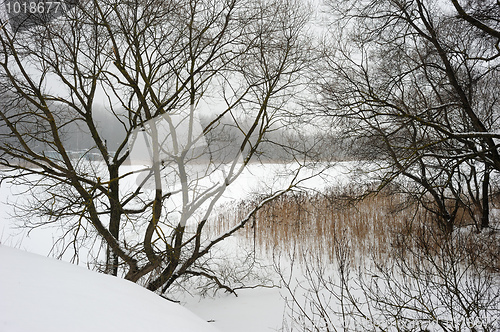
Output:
top-left (0, 244), bottom-right (220, 332)
top-left (185, 287), bottom-right (286, 332)
top-left (2, 161), bottom-right (498, 331)
top-left (0, 162), bottom-right (355, 332)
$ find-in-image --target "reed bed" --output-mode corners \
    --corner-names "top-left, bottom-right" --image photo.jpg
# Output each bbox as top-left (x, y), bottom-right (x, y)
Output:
top-left (209, 187), bottom-right (425, 263)
top-left (207, 183), bottom-right (500, 267)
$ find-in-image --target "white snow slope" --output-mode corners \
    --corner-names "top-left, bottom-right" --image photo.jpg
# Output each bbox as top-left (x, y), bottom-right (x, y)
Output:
top-left (0, 245), bottom-right (220, 332)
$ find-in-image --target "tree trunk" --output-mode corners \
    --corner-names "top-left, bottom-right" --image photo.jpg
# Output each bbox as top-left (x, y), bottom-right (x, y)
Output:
top-left (108, 166), bottom-right (121, 276)
top-left (481, 167), bottom-right (490, 230)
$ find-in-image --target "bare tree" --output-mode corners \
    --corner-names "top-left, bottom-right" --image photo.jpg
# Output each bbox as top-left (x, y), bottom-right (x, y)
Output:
top-left (318, 0), bottom-right (500, 231)
top-left (0, 0), bottom-right (314, 293)
top-left (273, 2), bottom-right (500, 330)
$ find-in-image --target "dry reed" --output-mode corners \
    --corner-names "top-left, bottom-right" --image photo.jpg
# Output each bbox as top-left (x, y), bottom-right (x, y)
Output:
top-left (207, 185), bottom-right (497, 265)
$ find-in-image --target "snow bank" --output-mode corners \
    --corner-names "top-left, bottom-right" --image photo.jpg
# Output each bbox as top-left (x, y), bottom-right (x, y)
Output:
top-left (0, 245), bottom-right (219, 332)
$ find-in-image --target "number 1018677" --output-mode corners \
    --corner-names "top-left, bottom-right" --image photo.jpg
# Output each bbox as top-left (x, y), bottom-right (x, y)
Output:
top-left (5, 1), bottom-right (66, 15)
